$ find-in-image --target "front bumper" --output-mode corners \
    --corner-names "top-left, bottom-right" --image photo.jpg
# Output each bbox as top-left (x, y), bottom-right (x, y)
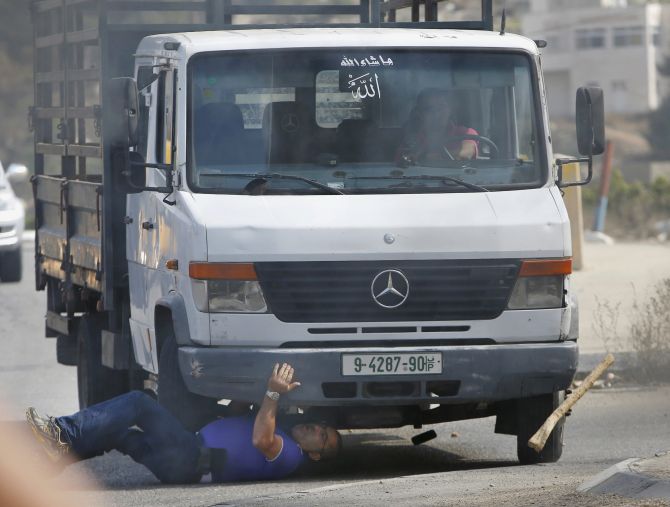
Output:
top-left (178, 341), bottom-right (578, 405)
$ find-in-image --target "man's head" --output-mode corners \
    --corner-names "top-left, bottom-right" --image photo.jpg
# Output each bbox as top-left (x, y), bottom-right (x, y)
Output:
top-left (290, 423), bottom-right (342, 461)
top-left (414, 88), bottom-right (453, 130)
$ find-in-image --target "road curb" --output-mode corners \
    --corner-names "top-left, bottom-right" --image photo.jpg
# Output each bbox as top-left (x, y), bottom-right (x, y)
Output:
top-left (578, 457), bottom-right (670, 500)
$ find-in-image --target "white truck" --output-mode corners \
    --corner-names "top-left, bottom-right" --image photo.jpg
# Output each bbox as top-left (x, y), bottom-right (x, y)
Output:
top-left (31, 0), bottom-right (604, 464)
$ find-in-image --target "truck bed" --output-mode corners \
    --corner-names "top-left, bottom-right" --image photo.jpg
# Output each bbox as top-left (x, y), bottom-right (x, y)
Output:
top-left (34, 176), bottom-right (102, 291)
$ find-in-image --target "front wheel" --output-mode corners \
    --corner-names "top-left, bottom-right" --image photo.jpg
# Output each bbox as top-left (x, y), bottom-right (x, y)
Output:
top-left (157, 330), bottom-right (220, 431)
top-left (516, 392), bottom-right (564, 464)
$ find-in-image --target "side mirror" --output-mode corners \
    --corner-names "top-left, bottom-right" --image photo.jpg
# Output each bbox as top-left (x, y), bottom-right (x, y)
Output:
top-left (113, 149), bottom-right (144, 194)
top-left (113, 149), bottom-right (173, 196)
top-left (107, 77), bottom-right (140, 148)
top-left (127, 152), bottom-right (149, 190)
top-left (576, 87), bottom-right (605, 156)
top-left (6, 163), bottom-right (29, 184)
top-left (557, 87), bottom-right (606, 188)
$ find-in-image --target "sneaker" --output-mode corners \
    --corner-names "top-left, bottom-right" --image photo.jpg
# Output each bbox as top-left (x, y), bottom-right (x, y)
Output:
top-left (25, 407), bottom-right (70, 463)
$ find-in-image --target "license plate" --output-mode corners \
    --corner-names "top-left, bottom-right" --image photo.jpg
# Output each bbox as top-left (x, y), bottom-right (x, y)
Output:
top-left (341, 353), bottom-right (442, 376)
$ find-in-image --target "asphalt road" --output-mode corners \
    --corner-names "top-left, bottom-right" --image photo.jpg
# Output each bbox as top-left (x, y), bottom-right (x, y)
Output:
top-left (1, 242), bottom-right (669, 507)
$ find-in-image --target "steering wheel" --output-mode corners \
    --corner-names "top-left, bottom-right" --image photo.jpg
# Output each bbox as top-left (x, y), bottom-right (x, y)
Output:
top-left (428, 134), bottom-right (499, 161)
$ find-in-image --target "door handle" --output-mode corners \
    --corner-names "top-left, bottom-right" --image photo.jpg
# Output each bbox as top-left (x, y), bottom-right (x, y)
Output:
top-left (142, 220), bottom-right (155, 230)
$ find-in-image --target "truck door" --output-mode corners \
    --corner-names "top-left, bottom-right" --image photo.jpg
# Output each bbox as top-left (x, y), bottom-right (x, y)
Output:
top-left (127, 66), bottom-right (176, 372)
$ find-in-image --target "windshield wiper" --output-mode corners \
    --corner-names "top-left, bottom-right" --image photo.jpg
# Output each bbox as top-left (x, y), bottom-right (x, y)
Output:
top-left (349, 175), bottom-right (488, 192)
top-left (200, 172), bottom-right (344, 195)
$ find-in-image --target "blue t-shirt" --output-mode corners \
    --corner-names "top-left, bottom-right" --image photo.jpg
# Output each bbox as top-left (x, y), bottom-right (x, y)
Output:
top-left (198, 416), bottom-right (306, 483)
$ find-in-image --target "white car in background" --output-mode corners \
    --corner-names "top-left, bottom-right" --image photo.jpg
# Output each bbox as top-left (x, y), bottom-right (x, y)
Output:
top-left (0, 162), bottom-right (27, 282)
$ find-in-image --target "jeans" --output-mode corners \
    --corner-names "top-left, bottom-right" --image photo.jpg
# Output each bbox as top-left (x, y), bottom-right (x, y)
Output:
top-left (56, 390), bottom-right (202, 484)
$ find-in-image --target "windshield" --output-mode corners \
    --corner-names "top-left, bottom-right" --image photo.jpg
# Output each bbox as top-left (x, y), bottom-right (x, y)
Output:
top-left (188, 49), bottom-right (545, 195)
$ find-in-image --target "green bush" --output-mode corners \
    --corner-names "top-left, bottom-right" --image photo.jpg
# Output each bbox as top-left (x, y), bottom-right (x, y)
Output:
top-left (582, 170), bottom-right (670, 238)
top-left (582, 184), bottom-right (597, 207)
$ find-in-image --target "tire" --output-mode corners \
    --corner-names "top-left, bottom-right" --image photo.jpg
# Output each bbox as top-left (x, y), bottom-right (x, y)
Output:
top-left (77, 314), bottom-right (128, 408)
top-left (516, 392), bottom-right (564, 465)
top-left (56, 334), bottom-right (78, 366)
top-left (158, 329), bottom-right (219, 431)
top-left (0, 248), bottom-right (22, 282)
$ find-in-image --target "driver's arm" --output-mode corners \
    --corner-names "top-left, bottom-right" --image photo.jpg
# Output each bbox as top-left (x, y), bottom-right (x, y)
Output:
top-left (456, 127), bottom-right (479, 160)
top-left (457, 141), bottom-right (477, 160)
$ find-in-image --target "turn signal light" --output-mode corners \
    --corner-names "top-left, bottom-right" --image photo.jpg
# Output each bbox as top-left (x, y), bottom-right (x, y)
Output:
top-left (189, 262), bottom-right (258, 281)
top-left (519, 258), bottom-right (572, 277)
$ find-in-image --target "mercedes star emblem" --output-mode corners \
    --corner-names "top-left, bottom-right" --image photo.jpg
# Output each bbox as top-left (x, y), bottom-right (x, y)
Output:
top-left (280, 113), bottom-right (299, 133)
top-left (371, 270), bottom-right (410, 309)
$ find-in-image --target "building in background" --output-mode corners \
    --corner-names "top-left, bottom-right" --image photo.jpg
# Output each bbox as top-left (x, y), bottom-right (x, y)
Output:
top-left (522, 0), bottom-right (665, 118)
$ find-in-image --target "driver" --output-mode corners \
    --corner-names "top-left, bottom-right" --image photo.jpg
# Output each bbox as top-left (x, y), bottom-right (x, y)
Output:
top-left (397, 88), bottom-right (478, 165)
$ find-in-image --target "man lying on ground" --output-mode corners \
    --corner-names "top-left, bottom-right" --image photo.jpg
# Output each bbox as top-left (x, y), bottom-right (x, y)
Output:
top-left (26, 363), bottom-right (342, 484)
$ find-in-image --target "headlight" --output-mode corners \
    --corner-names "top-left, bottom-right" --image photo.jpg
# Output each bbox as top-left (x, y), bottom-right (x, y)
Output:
top-left (190, 262), bottom-right (268, 314)
top-left (507, 259), bottom-right (571, 310)
top-left (508, 276), bottom-right (564, 309)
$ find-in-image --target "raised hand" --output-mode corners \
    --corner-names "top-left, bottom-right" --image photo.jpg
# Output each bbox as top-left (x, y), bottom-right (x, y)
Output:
top-left (268, 363), bottom-right (301, 394)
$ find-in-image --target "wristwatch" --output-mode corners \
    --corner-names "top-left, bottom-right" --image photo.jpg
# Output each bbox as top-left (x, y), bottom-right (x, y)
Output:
top-left (265, 390), bottom-right (280, 401)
